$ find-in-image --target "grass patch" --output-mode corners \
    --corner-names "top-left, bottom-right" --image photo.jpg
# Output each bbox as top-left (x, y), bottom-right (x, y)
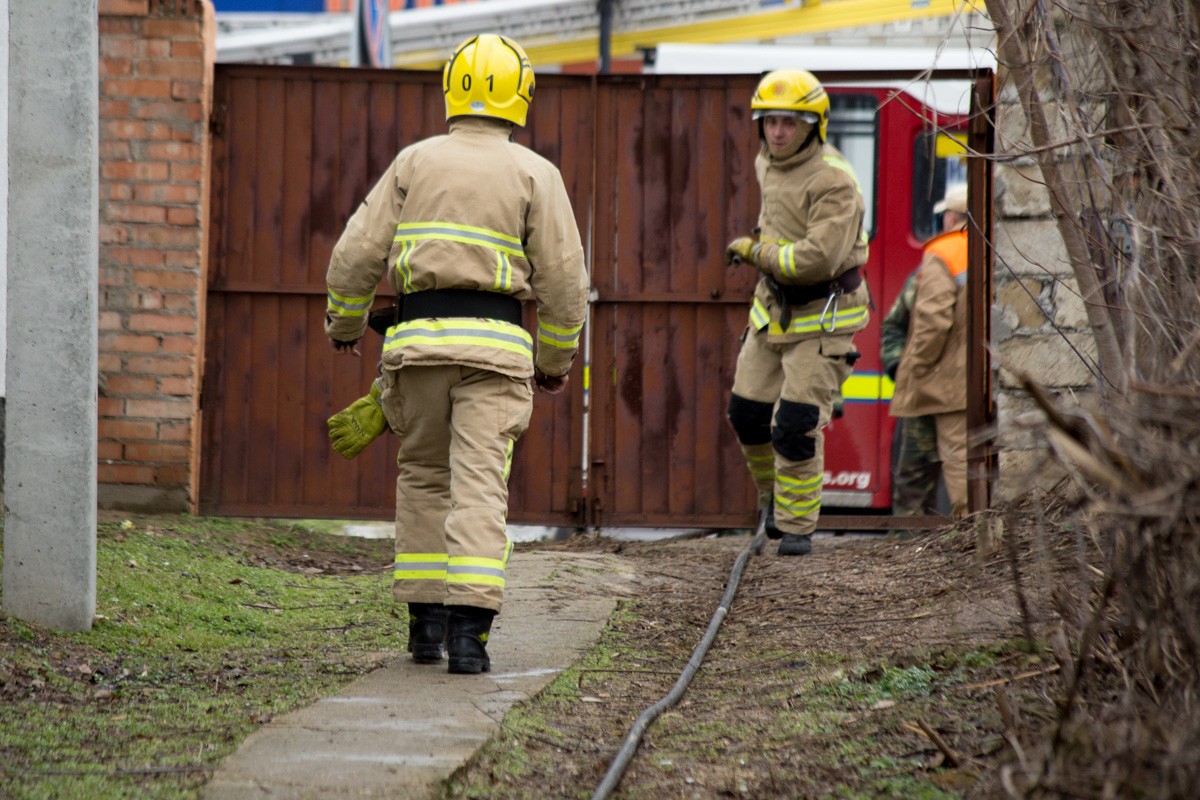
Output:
top-left (0, 515), bottom-right (397, 800)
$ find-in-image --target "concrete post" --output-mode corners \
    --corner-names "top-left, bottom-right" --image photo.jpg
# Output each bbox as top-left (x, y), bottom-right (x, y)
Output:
top-left (2, 1), bottom-right (99, 631)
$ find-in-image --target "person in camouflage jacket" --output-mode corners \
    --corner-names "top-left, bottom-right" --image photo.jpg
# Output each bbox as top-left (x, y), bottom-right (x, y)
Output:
top-left (881, 268), bottom-right (942, 516)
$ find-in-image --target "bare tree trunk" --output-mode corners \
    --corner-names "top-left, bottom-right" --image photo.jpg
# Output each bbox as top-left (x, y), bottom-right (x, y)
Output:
top-left (985, 0), bottom-right (1126, 394)
top-left (980, 0), bottom-right (1200, 796)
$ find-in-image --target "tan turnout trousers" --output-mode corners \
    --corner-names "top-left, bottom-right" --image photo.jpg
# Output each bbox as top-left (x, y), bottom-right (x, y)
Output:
top-left (731, 328), bottom-right (856, 536)
top-left (933, 410), bottom-right (968, 517)
top-left (379, 364), bottom-right (533, 612)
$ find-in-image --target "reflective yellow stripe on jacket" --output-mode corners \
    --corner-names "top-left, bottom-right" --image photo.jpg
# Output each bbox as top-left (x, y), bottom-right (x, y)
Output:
top-left (384, 318), bottom-right (533, 358)
top-left (750, 297), bottom-right (869, 335)
top-left (821, 154), bottom-right (871, 249)
top-left (393, 221), bottom-right (526, 295)
top-left (327, 288), bottom-right (374, 317)
top-left (537, 318), bottom-right (583, 350)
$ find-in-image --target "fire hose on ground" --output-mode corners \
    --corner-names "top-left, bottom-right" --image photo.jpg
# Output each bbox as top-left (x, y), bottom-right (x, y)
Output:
top-left (590, 523), bottom-right (768, 800)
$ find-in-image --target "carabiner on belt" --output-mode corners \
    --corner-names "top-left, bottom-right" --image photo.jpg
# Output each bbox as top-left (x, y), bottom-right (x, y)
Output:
top-left (819, 288), bottom-right (844, 333)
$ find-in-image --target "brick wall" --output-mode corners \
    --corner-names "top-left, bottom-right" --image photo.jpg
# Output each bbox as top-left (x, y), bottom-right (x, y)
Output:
top-left (97, 0), bottom-right (215, 512)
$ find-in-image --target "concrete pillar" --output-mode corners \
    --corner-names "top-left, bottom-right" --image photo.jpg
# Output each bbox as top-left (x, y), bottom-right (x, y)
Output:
top-left (0, 0), bottom-right (10, 479)
top-left (2, 1), bottom-right (99, 631)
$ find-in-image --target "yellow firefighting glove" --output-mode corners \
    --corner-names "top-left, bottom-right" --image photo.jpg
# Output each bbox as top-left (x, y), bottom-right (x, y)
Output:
top-left (725, 236), bottom-right (761, 267)
top-left (327, 379), bottom-right (387, 460)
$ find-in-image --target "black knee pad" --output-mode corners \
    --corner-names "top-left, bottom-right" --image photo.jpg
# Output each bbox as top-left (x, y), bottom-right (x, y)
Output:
top-left (772, 400), bottom-right (820, 462)
top-left (727, 394), bottom-right (773, 446)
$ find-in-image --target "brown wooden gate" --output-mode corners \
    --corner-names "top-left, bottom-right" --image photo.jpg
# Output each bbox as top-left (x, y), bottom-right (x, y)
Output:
top-left (201, 65), bottom-right (591, 524)
top-left (201, 65), bottom-right (758, 527)
top-left (586, 74), bottom-right (761, 528)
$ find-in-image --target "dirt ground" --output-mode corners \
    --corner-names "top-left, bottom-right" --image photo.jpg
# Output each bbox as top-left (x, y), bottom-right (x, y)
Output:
top-left (2, 516), bottom-right (1064, 798)
top-left (440, 524), bottom-right (1063, 799)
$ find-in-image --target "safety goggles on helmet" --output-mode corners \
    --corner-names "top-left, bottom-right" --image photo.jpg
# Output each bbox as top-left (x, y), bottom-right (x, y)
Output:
top-left (443, 33), bottom-right (535, 127)
top-left (751, 109), bottom-right (822, 125)
top-left (750, 68), bottom-right (830, 142)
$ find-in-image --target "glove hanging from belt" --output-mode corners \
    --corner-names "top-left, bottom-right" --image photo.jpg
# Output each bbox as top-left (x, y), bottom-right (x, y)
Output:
top-left (327, 379), bottom-right (388, 460)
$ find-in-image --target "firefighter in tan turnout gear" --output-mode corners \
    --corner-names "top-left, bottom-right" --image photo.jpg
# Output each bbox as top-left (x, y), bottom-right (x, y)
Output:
top-left (324, 34), bottom-right (588, 674)
top-left (725, 69), bottom-right (871, 556)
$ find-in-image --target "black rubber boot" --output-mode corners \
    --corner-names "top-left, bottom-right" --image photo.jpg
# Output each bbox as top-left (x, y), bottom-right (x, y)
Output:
top-left (447, 605), bottom-right (496, 675)
top-left (407, 602), bottom-right (449, 664)
top-left (777, 533), bottom-right (812, 556)
top-left (760, 498), bottom-right (783, 540)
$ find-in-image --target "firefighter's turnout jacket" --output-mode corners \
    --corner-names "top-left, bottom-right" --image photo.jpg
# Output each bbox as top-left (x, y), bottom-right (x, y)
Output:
top-left (889, 226), bottom-right (969, 517)
top-left (324, 117), bottom-right (588, 379)
top-left (889, 228), bottom-right (968, 417)
top-left (323, 117), bottom-right (588, 612)
top-left (745, 142), bottom-right (871, 340)
top-left (729, 140), bottom-right (871, 539)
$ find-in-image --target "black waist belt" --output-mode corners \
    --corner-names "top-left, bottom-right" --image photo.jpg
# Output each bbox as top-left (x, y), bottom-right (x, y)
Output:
top-left (399, 289), bottom-right (523, 326)
top-left (778, 266), bottom-right (863, 306)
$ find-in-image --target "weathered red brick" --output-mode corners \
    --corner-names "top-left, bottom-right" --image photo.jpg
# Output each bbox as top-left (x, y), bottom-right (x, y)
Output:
top-left (135, 226), bottom-right (199, 248)
top-left (105, 78), bottom-right (172, 99)
top-left (98, 463), bottom-right (155, 484)
top-left (124, 355), bottom-right (192, 375)
top-left (110, 248), bottom-right (167, 268)
top-left (132, 269), bottom-right (199, 290)
top-left (99, 16), bottom-right (139, 35)
top-left (161, 337), bottom-right (199, 356)
top-left (159, 421), bottom-right (191, 441)
top-left (98, 397), bottom-right (126, 417)
top-left (106, 203), bottom-right (168, 224)
top-left (144, 140), bottom-right (201, 161)
top-left (100, 99), bottom-right (133, 119)
top-left (125, 398), bottom-right (192, 419)
top-left (139, 59), bottom-right (203, 80)
top-left (99, 0), bottom-right (150, 15)
top-left (105, 375), bottom-right (158, 395)
top-left (137, 39), bottom-right (172, 59)
top-left (134, 183), bottom-right (199, 204)
top-left (125, 442), bottom-right (190, 463)
top-left (100, 57), bottom-right (133, 77)
top-left (143, 18), bottom-right (200, 39)
top-left (129, 312), bottom-right (196, 335)
top-left (167, 207), bottom-right (198, 226)
top-left (102, 161), bottom-right (169, 182)
top-left (97, 441), bottom-right (126, 461)
top-left (171, 41), bottom-right (204, 60)
top-left (158, 376), bottom-right (194, 396)
top-left (102, 333), bottom-right (162, 353)
top-left (100, 420), bottom-right (160, 440)
top-left (156, 465), bottom-right (190, 485)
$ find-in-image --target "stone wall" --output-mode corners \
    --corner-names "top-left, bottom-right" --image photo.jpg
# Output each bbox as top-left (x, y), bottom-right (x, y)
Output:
top-left (989, 85), bottom-right (1088, 502)
top-left (96, 0), bottom-right (215, 512)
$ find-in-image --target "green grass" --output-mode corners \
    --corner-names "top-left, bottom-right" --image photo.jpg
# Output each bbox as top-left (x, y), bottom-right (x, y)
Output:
top-left (0, 516), bottom-right (398, 800)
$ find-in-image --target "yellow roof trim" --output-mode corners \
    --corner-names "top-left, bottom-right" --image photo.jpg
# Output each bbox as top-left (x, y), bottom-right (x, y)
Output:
top-left (394, 0), bottom-right (978, 69)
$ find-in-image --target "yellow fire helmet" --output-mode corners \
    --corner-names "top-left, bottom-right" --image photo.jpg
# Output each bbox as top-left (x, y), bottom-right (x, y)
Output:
top-left (443, 33), bottom-right (535, 127)
top-left (750, 68), bottom-right (829, 142)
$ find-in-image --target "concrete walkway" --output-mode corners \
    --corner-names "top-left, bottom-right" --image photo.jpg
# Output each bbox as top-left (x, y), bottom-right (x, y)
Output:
top-left (202, 550), bottom-right (641, 799)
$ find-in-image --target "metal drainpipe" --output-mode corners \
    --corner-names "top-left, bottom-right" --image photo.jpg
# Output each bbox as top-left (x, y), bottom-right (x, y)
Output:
top-left (597, 0), bottom-right (614, 74)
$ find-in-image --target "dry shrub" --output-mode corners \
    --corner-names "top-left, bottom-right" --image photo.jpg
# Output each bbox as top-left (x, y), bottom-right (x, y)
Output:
top-left (980, 0), bottom-right (1200, 796)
